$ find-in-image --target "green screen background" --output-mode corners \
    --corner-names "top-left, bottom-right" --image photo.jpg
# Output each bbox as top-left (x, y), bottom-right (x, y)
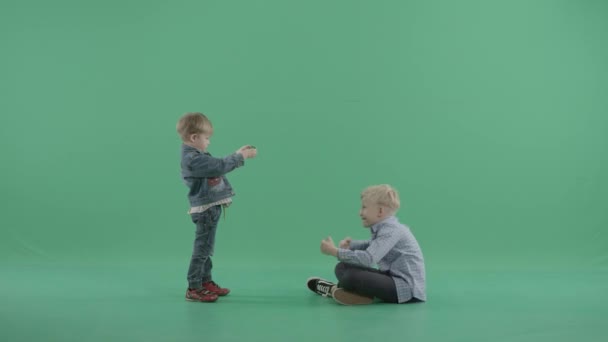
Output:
top-left (1, 1), bottom-right (607, 341)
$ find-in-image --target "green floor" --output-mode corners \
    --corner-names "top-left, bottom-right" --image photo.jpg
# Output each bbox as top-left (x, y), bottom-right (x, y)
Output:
top-left (2, 0), bottom-right (608, 341)
top-left (1, 261), bottom-right (606, 342)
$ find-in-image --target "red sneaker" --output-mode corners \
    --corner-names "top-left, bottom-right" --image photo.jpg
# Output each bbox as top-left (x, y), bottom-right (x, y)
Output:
top-left (202, 281), bottom-right (230, 296)
top-left (185, 288), bottom-right (219, 302)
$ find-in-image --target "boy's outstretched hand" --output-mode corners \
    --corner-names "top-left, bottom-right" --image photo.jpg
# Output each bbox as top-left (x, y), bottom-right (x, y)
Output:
top-left (339, 237), bottom-right (352, 249)
top-left (237, 145), bottom-right (257, 159)
top-left (321, 236), bottom-right (338, 257)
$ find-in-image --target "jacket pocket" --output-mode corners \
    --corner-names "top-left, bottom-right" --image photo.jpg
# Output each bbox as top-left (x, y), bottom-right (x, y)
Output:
top-left (207, 177), bottom-right (226, 193)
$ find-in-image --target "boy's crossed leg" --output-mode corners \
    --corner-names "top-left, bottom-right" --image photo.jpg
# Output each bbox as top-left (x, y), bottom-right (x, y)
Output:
top-left (334, 262), bottom-right (398, 304)
top-left (306, 262), bottom-right (399, 305)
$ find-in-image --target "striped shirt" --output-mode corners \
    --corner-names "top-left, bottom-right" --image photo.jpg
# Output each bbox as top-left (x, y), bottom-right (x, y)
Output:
top-left (337, 216), bottom-right (426, 303)
top-left (188, 197), bottom-right (233, 214)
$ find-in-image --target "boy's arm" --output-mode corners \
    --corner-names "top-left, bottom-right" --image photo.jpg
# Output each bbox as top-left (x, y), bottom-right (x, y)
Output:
top-left (348, 240), bottom-right (370, 250)
top-left (337, 231), bottom-right (399, 267)
top-left (187, 152), bottom-right (244, 178)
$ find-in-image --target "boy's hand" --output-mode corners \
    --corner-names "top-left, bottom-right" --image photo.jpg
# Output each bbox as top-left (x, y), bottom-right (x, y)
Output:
top-left (339, 237), bottom-right (352, 249)
top-left (320, 236), bottom-right (338, 257)
top-left (237, 145), bottom-right (257, 159)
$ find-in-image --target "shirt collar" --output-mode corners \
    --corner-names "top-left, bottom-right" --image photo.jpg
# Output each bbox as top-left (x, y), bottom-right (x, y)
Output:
top-left (371, 215), bottom-right (397, 233)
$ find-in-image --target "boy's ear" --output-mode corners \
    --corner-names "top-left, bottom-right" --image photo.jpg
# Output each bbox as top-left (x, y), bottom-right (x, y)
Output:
top-left (189, 133), bottom-right (198, 142)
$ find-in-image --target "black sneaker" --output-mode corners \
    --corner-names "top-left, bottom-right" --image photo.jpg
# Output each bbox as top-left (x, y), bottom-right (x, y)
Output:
top-left (306, 277), bottom-right (336, 297)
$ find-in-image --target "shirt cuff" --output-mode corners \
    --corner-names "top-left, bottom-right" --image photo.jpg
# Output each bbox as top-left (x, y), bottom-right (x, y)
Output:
top-left (337, 248), bottom-right (351, 261)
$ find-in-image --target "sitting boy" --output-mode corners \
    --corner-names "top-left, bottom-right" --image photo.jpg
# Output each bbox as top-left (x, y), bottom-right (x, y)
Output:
top-left (307, 184), bottom-right (426, 305)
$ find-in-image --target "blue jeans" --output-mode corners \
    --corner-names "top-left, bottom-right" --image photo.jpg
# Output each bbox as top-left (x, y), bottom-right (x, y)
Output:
top-left (187, 205), bottom-right (222, 289)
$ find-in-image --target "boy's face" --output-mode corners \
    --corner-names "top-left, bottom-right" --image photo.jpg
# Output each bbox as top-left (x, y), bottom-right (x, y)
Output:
top-left (359, 200), bottom-right (384, 228)
top-left (190, 133), bottom-right (211, 152)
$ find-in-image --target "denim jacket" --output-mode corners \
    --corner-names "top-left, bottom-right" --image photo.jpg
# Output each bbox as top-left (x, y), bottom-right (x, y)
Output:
top-left (180, 144), bottom-right (244, 207)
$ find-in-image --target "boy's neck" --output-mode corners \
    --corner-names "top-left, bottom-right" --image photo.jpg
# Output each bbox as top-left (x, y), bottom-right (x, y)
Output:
top-left (373, 214), bottom-right (395, 227)
top-left (184, 142), bottom-right (205, 152)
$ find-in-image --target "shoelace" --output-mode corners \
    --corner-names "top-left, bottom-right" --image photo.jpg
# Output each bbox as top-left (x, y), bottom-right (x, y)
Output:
top-left (198, 288), bottom-right (216, 295)
top-left (316, 283), bottom-right (332, 296)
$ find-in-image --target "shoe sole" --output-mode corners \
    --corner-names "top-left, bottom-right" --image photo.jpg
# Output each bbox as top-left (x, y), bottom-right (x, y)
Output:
top-left (331, 288), bottom-right (373, 305)
top-left (185, 297), bottom-right (218, 302)
top-left (185, 295), bottom-right (219, 302)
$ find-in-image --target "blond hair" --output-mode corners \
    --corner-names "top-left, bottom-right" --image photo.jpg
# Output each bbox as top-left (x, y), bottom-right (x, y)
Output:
top-left (361, 184), bottom-right (400, 212)
top-left (176, 112), bottom-right (213, 141)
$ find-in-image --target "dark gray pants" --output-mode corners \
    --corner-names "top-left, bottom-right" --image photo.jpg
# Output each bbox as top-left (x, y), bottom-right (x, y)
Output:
top-left (187, 205), bottom-right (222, 289)
top-left (334, 262), bottom-right (399, 303)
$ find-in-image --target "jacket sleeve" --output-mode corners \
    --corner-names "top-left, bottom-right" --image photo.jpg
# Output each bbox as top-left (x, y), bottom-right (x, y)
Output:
top-left (187, 152), bottom-right (244, 178)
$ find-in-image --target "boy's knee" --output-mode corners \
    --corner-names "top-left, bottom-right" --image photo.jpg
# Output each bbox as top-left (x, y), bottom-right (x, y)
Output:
top-left (339, 270), bottom-right (358, 289)
top-left (334, 262), bottom-right (348, 277)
